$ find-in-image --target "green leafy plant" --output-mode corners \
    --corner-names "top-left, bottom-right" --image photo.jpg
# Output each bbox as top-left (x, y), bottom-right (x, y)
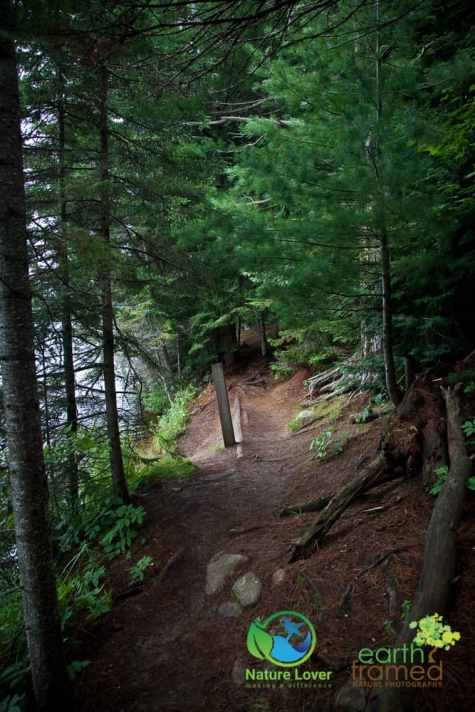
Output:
top-left (382, 619), bottom-right (396, 636)
top-left (401, 599), bottom-right (412, 622)
top-left (0, 661), bottom-right (29, 712)
top-left (332, 438), bottom-right (344, 455)
top-left (57, 496), bottom-right (146, 556)
top-left (100, 503), bottom-right (146, 559)
top-left (128, 556), bottom-right (154, 582)
top-left (310, 429), bottom-right (335, 458)
top-left (152, 384), bottom-right (198, 454)
top-left (269, 362), bottom-right (295, 379)
top-left (309, 429), bottom-right (344, 458)
top-left (429, 463), bottom-right (475, 495)
top-left (67, 660), bottom-right (91, 681)
top-left (461, 418), bottom-right (475, 442)
top-left (429, 465), bottom-right (449, 496)
top-left (463, 381), bottom-right (475, 394)
top-left (0, 694), bottom-right (24, 712)
top-left (355, 405), bottom-right (372, 423)
top-left (57, 545), bottom-right (111, 623)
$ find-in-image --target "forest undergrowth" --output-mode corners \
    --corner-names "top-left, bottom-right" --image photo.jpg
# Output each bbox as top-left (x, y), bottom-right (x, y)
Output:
top-left (72, 352), bottom-right (475, 712)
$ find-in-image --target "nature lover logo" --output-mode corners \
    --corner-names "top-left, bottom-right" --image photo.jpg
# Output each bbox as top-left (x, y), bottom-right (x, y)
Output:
top-left (247, 610), bottom-right (316, 667)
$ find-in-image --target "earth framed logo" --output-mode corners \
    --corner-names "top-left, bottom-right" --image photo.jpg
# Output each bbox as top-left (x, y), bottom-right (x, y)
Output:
top-left (247, 610), bottom-right (316, 667)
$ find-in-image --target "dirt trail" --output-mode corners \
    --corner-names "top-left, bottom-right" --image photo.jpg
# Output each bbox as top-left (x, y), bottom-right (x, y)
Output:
top-left (79, 364), bottom-right (313, 711)
top-left (79, 357), bottom-right (475, 712)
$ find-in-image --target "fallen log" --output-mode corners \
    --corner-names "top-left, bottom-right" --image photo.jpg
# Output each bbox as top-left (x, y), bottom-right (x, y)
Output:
top-left (288, 454), bottom-right (388, 561)
top-left (240, 376), bottom-right (268, 387)
top-left (280, 493), bottom-right (334, 517)
top-left (280, 479), bottom-right (404, 520)
top-left (155, 546), bottom-right (185, 586)
top-left (368, 385), bottom-right (472, 712)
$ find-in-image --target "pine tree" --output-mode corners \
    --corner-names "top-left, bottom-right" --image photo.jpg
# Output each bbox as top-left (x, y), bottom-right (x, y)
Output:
top-left (0, 1), bottom-right (73, 707)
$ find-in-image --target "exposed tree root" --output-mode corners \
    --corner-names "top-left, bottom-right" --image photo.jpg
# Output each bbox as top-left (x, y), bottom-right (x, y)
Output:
top-left (280, 477), bottom-right (404, 520)
top-left (366, 385), bottom-right (473, 712)
top-left (288, 455), bottom-right (389, 561)
top-left (354, 546), bottom-right (410, 581)
top-left (280, 493), bottom-right (334, 517)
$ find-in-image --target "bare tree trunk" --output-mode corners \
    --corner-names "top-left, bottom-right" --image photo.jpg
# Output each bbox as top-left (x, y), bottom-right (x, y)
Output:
top-left (98, 63), bottom-right (129, 503)
top-left (373, 4), bottom-right (402, 407)
top-left (58, 76), bottom-right (79, 506)
top-left (258, 312), bottom-right (268, 357)
top-left (381, 231), bottom-right (402, 406)
top-left (0, 6), bottom-right (73, 708)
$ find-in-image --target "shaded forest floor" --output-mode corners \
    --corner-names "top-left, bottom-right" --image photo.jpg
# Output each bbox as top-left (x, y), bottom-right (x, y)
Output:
top-left (77, 343), bottom-right (475, 712)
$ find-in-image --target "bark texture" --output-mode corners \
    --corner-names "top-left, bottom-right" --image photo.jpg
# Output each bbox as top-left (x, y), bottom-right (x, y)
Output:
top-left (380, 231), bottom-right (403, 406)
top-left (98, 63), bottom-right (129, 503)
top-left (58, 81), bottom-right (80, 505)
top-left (368, 385), bottom-right (472, 712)
top-left (0, 5), bottom-right (73, 707)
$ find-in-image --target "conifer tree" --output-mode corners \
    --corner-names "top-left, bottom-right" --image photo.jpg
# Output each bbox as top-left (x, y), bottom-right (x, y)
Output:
top-left (0, 1), bottom-right (73, 707)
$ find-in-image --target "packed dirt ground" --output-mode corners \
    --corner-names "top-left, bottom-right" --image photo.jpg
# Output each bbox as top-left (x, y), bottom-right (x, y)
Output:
top-left (77, 346), bottom-right (475, 712)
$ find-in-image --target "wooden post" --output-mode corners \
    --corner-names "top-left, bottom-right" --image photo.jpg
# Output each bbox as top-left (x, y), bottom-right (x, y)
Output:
top-left (234, 394), bottom-right (243, 458)
top-left (211, 363), bottom-right (235, 447)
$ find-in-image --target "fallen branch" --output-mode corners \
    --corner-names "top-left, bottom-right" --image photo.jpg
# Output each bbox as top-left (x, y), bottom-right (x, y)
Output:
top-left (155, 547), bottom-right (185, 586)
top-left (354, 546), bottom-right (409, 580)
top-left (300, 570), bottom-right (322, 604)
top-left (337, 583), bottom-right (354, 611)
top-left (240, 374), bottom-right (268, 387)
top-left (198, 398), bottom-right (216, 413)
top-left (228, 525), bottom-right (264, 537)
top-left (291, 417), bottom-right (320, 433)
top-left (280, 493), bottom-right (333, 517)
top-left (288, 455), bottom-right (389, 562)
top-left (115, 581), bottom-right (145, 601)
top-left (349, 411), bottom-right (380, 424)
top-left (280, 478), bottom-right (403, 520)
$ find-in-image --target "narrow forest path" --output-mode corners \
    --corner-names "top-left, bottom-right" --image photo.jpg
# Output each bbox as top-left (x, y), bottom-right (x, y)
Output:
top-left (79, 361), bottom-right (317, 711)
top-left (78, 355), bottom-right (475, 712)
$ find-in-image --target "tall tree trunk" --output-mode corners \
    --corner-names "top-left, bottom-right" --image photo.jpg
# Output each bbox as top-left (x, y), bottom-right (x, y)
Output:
top-left (374, 1), bottom-right (402, 407)
top-left (381, 231), bottom-right (402, 406)
top-left (0, 4), bottom-right (73, 708)
top-left (258, 312), bottom-right (268, 357)
top-left (57, 73), bottom-right (79, 506)
top-left (98, 63), bottom-right (130, 503)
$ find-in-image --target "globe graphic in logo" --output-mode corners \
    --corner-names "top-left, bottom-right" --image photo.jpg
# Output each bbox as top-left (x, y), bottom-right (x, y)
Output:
top-left (247, 610), bottom-right (316, 667)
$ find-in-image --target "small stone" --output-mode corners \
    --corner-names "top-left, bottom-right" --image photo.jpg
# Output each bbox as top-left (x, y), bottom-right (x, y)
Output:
top-left (334, 681), bottom-right (367, 711)
top-left (205, 552), bottom-right (248, 595)
top-left (231, 659), bottom-right (247, 686)
top-left (232, 571), bottom-right (263, 607)
top-left (272, 568), bottom-right (286, 585)
top-left (298, 410), bottom-right (315, 419)
top-left (217, 601), bottom-right (242, 618)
